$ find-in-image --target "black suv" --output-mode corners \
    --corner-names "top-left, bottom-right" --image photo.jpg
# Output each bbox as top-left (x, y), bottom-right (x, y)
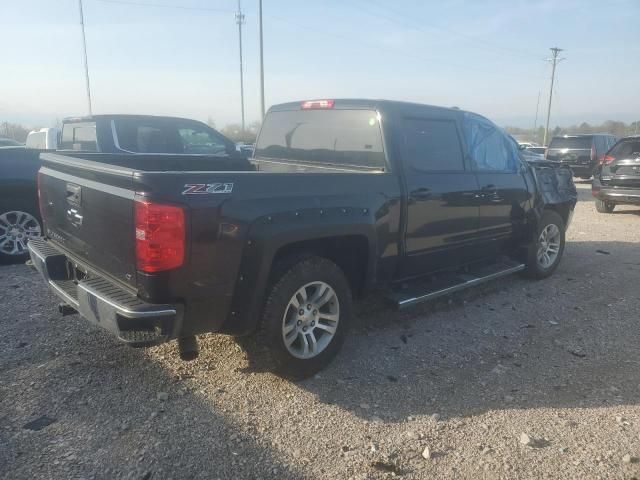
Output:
top-left (592, 135), bottom-right (640, 213)
top-left (546, 134), bottom-right (616, 179)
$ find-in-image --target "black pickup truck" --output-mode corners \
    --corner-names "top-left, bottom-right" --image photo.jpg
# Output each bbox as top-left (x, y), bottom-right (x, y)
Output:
top-left (29, 99), bottom-right (576, 379)
top-left (0, 114), bottom-right (239, 262)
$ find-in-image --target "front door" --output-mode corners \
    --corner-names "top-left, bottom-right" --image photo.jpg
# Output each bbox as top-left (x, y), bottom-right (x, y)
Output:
top-left (462, 113), bottom-right (532, 257)
top-left (398, 112), bottom-right (481, 278)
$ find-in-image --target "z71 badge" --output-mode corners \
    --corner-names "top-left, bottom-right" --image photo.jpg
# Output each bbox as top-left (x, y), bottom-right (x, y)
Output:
top-left (182, 183), bottom-right (234, 195)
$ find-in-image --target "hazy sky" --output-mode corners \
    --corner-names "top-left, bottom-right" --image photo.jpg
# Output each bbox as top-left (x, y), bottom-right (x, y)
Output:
top-left (2, 0), bottom-right (639, 128)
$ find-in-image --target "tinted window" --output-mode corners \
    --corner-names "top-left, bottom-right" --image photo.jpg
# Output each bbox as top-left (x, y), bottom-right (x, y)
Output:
top-left (463, 114), bottom-right (518, 172)
top-left (114, 119), bottom-right (228, 154)
top-left (402, 118), bottom-right (464, 171)
top-left (60, 122), bottom-right (97, 151)
top-left (549, 137), bottom-right (592, 149)
top-left (609, 139), bottom-right (640, 159)
top-left (255, 109), bottom-right (385, 168)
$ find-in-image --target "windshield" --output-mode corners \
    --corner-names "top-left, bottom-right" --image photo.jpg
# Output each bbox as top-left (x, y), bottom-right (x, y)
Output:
top-left (114, 118), bottom-right (229, 155)
top-left (549, 137), bottom-right (592, 149)
top-left (255, 109), bottom-right (385, 169)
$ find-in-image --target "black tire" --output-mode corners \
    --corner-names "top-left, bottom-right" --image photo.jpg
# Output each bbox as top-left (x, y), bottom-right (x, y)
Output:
top-left (595, 198), bottom-right (615, 214)
top-left (0, 202), bottom-right (42, 264)
top-left (257, 256), bottom-right (353, 380)
top-left (522, 210), bottom-right (565, 280)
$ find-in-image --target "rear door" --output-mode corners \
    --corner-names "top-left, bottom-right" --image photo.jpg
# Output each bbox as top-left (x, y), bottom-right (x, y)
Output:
top-left (462, 114), bottom-right (531, 256)
top-left (397, 110), bottom-right (481, 277)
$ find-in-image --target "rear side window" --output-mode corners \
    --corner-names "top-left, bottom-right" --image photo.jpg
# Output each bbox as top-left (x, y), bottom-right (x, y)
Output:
top-left (609, 139), bottom-right (640, 159)
top-left (402, 118), bottom-right (464, 171)
top-left (255, 109), bottom-right (385, 168)
top-left (60, 122), bottom-right (97, 151)
top-left (549, 137), bottom-right (592, 149)
top-left (463, 114), bottom-right (518, 172)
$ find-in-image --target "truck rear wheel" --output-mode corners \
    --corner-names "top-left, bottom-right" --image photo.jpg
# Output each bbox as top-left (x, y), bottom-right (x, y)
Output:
top-left (595, 199), bottom-right (615, 213)
top-left (258, 256), bottom-right (352, 380)
top-left (523, 210), bottom-right (565, 280)
top-left (0, 204), bottom-right (42, 264)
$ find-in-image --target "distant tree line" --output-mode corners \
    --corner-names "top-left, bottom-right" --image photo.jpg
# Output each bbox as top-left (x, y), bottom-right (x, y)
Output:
top-left (506, 120), bottom-right (640, 145)
top-left (4, 118), bottom-right (638, 146)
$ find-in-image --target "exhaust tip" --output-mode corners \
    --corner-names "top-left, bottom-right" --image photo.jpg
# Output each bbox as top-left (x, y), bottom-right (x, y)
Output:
top-left (178, 336), bottom-right (199, 361)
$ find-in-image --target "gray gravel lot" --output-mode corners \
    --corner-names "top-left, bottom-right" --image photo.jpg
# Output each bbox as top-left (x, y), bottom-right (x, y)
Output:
top-left (1, 182), bottom-right (640, 480)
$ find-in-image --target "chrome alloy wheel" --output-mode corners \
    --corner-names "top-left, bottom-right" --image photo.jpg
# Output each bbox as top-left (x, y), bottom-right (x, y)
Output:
top-left (536, 223), bottom-right (561, 269)
top-left (282, 281), bottom-right (340, 359)
top-left (0, 211), bottom-right (41, 256)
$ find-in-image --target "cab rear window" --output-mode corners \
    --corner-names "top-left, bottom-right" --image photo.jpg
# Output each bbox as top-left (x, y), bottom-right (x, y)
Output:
top-left (59, 122), bottom-right (97, 151)
top-left (255, 109), bottom-right (385, 169)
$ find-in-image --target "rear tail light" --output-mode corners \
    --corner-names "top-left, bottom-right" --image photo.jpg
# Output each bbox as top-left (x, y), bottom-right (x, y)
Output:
top-left (301, 99), bottom-right (335, 109)
top-left (602, 155), bottom-right (615, 164)
top-left (135, 198), bottom-right (185, 273)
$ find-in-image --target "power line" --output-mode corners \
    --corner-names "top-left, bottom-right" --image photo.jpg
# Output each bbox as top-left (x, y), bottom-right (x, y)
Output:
top-left (266, 13), bottom-right (542, 81)
top-left (95, 0), bottom-right (232, 13)
top-left (354, 0), bottom-right (544, 62)
top-left (543, 47), bottom-right (565, 146)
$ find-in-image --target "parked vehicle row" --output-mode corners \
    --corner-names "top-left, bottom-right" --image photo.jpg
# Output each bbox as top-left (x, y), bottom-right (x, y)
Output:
top-left (28, 99), bottom-right (577, 379)
top-left (592, 135), bottom-right (640, 213)
top-left (546, 134), bottom-right (617, 179)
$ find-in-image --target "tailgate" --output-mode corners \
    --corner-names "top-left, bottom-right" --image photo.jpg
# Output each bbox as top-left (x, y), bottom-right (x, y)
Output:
top-left (39, 154), bottom-right (138, 289)
top-left (608, 159), bottom-right (640, 187)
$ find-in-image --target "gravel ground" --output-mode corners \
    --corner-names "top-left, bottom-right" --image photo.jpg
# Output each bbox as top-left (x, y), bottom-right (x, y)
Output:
top-left (1, 182), bottom-right (640, 480)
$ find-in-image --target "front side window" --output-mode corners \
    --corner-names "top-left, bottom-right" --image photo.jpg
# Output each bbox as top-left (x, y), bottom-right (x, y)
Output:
top-left (463, 113), bottom-right (517, 172)
top-left (402, 118), bottom-right (464, 172)
top-left (178, 128), bottom-right (227, 154)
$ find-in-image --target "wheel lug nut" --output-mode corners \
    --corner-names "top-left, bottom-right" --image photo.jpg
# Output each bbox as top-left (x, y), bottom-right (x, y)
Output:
top-left (307, 304), bottom-right (312, 310)
top-left (298, 309), bottom-right (305, 315)
top-left (302, 326), bottom-right (308, 332)
top-left (297, 320), bottom-right (302, 326)
top-left (313, 309), bottom-right (318, 315)
top-left (311, 321), bottom-right (315, 326)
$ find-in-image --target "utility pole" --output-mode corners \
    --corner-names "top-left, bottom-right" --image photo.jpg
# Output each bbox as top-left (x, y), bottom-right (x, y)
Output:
top-left (543, 47), bottom-right (564, 146)
top-left (258, 0), bottom-right (265, 119)
top-left (78, 0), bottom-right (93, 116)
top-left (532, 90), bottom-right (541, 143)
top-left (236, 0), bottom-right (246, 132)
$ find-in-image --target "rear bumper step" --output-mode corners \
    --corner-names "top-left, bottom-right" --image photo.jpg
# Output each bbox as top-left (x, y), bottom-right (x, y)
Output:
top-left (390, 259), bottom-right (525, 309)
top-left (28, 237), bottom-right (181, 347)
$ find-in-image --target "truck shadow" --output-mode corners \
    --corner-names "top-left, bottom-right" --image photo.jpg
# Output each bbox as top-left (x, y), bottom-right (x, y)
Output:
top-left (0, 267), bottom-right (303, 479)
top-left (293, 240), bottom-right (640, 422)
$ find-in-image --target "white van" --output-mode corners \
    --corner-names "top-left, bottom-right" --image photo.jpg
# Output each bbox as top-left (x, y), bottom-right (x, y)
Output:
top-left (25, 128), bottom-right (59, 150)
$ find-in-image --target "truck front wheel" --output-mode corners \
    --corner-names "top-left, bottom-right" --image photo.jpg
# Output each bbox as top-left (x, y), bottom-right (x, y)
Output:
top-left (258, 256), bottom-right (352, 380)
top-left (523, 210), bottom-right (565, 280)
top-left (595, 199), bottom-right (615, 213)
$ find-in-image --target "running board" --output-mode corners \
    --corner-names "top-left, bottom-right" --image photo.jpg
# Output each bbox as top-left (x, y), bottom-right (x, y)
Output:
top-left (390, 260), bottom-right (525, 309)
